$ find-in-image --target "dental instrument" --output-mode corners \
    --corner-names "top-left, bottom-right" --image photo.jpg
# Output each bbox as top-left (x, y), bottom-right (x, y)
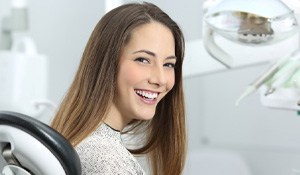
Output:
top-left (264, 60), bottom-right (300, 96)
top-left (288, 68), bottom-right (300, 88)
top-left (236, 50), bottom-right (300, 105)
top-left (264, 50), bottom-right (300, 91)
top-left (235, 55), bottom-right (289, 106)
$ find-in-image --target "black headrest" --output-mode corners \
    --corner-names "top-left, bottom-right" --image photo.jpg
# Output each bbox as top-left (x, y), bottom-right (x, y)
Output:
top-left (0, 111), bottom-right (81, 175)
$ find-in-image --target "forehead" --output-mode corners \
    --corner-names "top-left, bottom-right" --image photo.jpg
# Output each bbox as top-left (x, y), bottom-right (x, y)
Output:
top-left (131, 21), bottom-right (173, 39)
top-left (122, 21), bottom-right (175, 55)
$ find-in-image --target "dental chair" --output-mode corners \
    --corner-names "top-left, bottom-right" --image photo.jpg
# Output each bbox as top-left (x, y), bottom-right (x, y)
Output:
top-left (0, 111), bottom-right (81, 175)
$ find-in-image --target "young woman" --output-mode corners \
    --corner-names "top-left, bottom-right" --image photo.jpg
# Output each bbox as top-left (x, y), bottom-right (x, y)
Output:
top-left (51, 2), bottom-right (186, 175)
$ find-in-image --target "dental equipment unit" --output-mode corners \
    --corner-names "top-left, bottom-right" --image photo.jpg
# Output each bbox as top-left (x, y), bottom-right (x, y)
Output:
top-left (0, 0), bottom-right (54, 123)
top-left (203, 0), bottom-right (300, 110)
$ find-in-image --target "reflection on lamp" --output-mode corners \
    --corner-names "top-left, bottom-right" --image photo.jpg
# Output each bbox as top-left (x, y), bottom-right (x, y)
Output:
top-left (203, 0), bottom-right (299, 68)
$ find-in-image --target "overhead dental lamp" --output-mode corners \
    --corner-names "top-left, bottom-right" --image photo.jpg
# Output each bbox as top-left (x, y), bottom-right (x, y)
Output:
top-left (203, 0), bottom-right (299, 68)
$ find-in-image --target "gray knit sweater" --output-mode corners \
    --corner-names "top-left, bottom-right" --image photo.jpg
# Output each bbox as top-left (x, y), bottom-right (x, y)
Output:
top-left (76, 123), bottom-right (146, 175)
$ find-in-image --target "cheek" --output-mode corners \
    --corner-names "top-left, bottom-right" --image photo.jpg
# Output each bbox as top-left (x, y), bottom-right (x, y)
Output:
top-left (118, 63), bottom-right (145, 87)
top-left (166, 71), bottom-right (176, 91)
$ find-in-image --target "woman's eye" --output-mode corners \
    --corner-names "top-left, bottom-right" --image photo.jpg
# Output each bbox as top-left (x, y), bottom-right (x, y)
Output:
top-left (134, 57), bottom-right (149, 63)
top-left (164, 63), bottom-right (176, 68)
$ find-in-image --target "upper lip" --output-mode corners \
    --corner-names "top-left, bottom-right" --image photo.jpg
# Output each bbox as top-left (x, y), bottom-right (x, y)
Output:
top-left (134, 89), bottom-right (161, 94)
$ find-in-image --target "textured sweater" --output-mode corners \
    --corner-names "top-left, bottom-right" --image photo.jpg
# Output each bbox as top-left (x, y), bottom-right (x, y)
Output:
top-left (76, 123), bottom-right (146, 175)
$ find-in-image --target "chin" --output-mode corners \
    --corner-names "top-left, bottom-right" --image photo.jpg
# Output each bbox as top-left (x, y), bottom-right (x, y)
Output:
top-left (135, 112), bottom-right (155, 121)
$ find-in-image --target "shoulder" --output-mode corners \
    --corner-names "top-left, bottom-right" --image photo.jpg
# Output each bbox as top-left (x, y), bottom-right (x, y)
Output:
top-left (74, 125), bottom-right (146, 174)
top-left (75, 133), bottom-right (146, 174)
top-left (75, 133), bottom-right (123, 174)
top-left (75, 129), bottom-right (121, 161)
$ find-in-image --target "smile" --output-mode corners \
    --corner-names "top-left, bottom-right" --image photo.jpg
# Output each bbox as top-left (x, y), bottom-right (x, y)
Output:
top-left (134, 89), bottom-right (159, 100)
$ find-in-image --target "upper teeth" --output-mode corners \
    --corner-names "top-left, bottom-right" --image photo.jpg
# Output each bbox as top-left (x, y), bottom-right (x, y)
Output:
top-left (135, 90), bottom-right (158, 99)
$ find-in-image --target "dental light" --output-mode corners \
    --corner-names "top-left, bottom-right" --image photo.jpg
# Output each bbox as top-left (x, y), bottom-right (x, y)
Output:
top-left (203, 0), bottom-right (299, 68)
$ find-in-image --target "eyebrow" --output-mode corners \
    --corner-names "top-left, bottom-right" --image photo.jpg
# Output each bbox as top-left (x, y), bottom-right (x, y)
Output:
top-left (132, 49), bottom-right (177, 60)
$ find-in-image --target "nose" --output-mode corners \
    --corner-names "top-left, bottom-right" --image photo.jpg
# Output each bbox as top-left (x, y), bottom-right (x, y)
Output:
top-left (148, 65), bottom-right (167, 87)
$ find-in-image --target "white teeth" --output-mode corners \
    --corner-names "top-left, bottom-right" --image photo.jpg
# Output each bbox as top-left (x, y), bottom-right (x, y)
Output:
top-left (135, 90), bottom-right (158, 99)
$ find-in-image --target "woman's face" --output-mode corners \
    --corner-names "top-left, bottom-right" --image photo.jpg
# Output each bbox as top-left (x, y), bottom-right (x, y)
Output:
top-left (109, 21), bottom-right (176, 128)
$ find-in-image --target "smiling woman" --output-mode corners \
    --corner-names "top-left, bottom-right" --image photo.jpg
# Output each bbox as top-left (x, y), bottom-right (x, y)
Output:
top-left (112, 22), bottom-right (176, 124)
top-left (50, 2), bottom-right (186, 175)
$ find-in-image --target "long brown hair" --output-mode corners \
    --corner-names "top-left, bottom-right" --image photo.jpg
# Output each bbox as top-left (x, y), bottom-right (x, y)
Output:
top-left (51, 2), bottom-right (186, 175)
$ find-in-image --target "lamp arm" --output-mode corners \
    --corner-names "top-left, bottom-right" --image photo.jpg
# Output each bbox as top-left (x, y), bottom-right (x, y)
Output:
top-left (203, 25), bottom-right (234, 69)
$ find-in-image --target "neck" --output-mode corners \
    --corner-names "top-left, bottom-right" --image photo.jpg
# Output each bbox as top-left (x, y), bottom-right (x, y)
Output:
top-left (104, 122), bottom-right (121, 132)
top-left (104, 104), bottom-right (131, 131)
top-left (103, 118), bottom-right (125, 131)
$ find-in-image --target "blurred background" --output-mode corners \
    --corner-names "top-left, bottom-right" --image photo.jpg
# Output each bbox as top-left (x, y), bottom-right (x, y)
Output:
top-left (0, 0), bottom-right (300, 174)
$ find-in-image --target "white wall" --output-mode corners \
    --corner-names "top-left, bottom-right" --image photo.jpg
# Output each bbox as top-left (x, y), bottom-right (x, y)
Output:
top-left (27, 1), bottom-right (105, 104)
top-left (184, 64), bottom-right (300, 175)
